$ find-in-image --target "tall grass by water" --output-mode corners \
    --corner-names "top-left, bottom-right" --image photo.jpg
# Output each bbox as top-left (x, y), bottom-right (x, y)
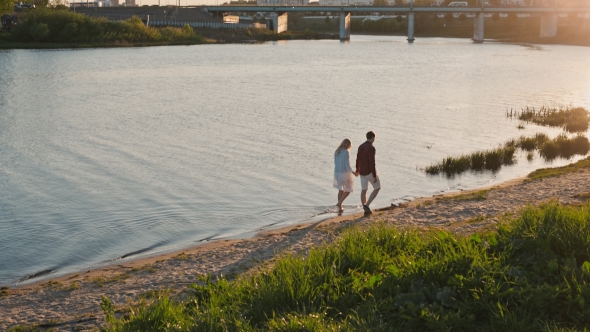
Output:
top-left (507, 106), bottom-right (590, 133)
top-left (425, 144), bottom-right (516, 175)
top-left (425, 133), bottom-right (590, 176)
top-left (8, 9), bottom-right (204, 45)
top-left (101, 201), bottom-right (590, 331)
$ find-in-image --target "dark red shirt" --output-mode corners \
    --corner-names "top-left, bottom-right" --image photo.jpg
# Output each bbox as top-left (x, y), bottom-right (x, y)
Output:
top-left (356, 141), bottom-right (376, 178)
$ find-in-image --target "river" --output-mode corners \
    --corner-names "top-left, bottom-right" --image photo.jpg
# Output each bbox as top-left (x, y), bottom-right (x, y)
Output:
top-left (1, 35), bottom-right (589, 285)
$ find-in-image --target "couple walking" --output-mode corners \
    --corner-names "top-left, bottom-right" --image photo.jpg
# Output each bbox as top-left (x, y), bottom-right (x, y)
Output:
top-left (333, 131), bottom-right (381, 215)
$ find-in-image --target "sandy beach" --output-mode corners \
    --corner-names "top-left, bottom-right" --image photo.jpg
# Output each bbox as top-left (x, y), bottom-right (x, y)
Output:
top-left (2, 164), bottom-right (590, 331)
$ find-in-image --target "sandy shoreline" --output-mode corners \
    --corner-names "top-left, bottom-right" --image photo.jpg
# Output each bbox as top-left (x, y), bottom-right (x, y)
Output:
top-left (2, 165), bottom-right (590, 331)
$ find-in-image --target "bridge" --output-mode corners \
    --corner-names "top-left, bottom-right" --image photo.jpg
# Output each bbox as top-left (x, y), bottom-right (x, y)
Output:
top-left (204, 4), bottom-right (590, 42)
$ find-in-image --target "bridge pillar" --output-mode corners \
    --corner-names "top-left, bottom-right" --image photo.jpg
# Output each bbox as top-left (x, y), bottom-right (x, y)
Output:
top-left (407, 12), bottom-right (415, 43)
top-left (540, 13), bottom-right (557, 38)
top-left (340, 12), bottom-right (351, 41)
top-left (272, 12), bottom-right (288, 34)
top-left (473, 12), bottom-right (484, 43)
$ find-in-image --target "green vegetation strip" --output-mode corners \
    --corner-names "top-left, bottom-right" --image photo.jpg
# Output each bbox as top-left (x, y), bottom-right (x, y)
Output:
top-left (528, 156), bottom-right (590, 181)
top-left (507, 106), bottom-right (590, 133)
top-left (102, 202), bottom-right (590, 331)
top-left (426, 133), bottom-right (589, 176)
top-left (436, 190), bottom-right (488, 202)
top-left (4, 9), bottom-right (204, 45)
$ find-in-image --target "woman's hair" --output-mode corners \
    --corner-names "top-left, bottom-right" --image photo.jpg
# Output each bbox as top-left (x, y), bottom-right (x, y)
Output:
top-left (335, 138), bottom-right (352, 156)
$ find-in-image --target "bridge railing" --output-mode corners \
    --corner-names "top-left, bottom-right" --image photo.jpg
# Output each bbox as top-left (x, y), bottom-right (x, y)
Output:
top-left (149, 20), bottom-right (265, 29)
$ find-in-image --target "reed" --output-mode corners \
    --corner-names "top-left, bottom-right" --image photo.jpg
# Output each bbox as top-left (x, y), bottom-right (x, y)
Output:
top-left (102, 202), bottom-right (590, 331)
top-left (507, 106), bottom-right (590, 133)
top-left (426, 133), bottom-right (588, 176)
top-left (539, 134), bottom-right (590, 161)
top-left (425, 144), bottom-right (516, 176)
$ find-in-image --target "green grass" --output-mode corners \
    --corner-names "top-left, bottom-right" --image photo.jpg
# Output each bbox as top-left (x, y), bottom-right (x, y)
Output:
top-left (102, 201), bottom-right (590, 331)
top-left (425, 144), bottom-right (516, 176)
top-left (437, 190), bottom-right (488, 202)
top-left (91, 273), bottom-right (130, 288)
top-left (539, 134), bottom-right (590, 161)
top-left (7, 326), bottom-right (40, 332)
top-left (507, 106), bottom-right (590, 133)
top-left (5, 9), bottom-right (204, 46)
top-left (426, 133), bottom-right (589, 176)
top-left (528, 156), bottom-right (590, 181)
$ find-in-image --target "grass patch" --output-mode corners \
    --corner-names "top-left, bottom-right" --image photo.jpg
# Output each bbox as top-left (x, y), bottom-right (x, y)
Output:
top-left (69, 281), bottom-right (80, 291)
top-left (7, 325), bottom-right (40, 332)
top-left (426, 133), bottom-right (589, 176)
top-left (175, 252), bottom-right (189, 260)
top-left (539, 134), bottom-right (590, 161)
top-left (103, 201), bottom-right (590, 331)
top-left (131, 264), bottom-right (157, 273)
top-left (438, 190), bottom-right (488, 202)
top-left (425, 144), bottom-right (516, 176)
top-left (92, 273), bottom-right (130, 288)
top-left (43, 281), bottom-right (65, 291)
top-left (507, 106), bottom-right (590, 133)
top-left (528, 156), bottom-right (590, 181)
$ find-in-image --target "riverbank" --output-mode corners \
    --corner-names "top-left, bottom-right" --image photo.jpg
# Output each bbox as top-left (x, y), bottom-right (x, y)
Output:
top-left (2, 157), bottom-right (590, 331)
top-left (0, 28), bottom-right (337, 49)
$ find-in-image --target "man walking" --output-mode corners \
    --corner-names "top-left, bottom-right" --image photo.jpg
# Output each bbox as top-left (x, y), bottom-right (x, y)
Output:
top-left (356, 131), bottom-right (380, 215)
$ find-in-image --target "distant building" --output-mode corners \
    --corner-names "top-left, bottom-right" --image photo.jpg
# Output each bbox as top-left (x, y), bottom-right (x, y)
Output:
top-left (111, 0), bottom-right (119, 5)
top-left (125, 0), bottom-right (136, 6)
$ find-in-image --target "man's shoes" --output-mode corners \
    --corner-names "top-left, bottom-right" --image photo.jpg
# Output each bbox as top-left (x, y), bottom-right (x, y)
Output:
top-left (363, 205), bottom-right (372, 215)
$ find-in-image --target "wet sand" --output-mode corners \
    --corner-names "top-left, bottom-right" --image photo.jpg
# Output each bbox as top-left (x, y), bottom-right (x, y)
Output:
top-left (2, 166), bottom-right (590, 331)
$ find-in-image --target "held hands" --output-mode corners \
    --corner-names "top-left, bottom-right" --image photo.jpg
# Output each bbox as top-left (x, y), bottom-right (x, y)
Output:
top-left (354, 171), bottom-right (359, 177)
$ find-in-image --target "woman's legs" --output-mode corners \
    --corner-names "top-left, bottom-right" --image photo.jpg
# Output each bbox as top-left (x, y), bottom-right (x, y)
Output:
top-left (337, 191), bottom-right (351, 212)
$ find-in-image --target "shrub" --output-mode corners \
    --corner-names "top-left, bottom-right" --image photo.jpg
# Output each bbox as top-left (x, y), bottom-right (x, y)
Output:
top-left (28, 22), bottom-right (49, 42)
top-left (10, 9), bottom-right (203, 44)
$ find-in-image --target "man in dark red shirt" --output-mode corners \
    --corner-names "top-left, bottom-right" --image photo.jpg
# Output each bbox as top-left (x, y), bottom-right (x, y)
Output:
top-left (355, 131), bottom-right (381, 215)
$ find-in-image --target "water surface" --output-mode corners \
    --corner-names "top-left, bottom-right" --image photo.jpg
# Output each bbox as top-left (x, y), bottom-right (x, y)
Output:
top-left (1, 36), bottom-right (589, 285)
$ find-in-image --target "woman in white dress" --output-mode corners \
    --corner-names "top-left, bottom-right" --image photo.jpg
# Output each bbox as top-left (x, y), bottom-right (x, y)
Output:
top-left (333, 138), bottom-right (357, 213)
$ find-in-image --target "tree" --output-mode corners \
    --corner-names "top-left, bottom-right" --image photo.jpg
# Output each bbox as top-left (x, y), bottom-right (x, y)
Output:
top-left (444, 13), bottom-right (454, 22)
top-left (373, 0), bottom-right (387, 6)
top-left (458, 13), bottom-right (467, 21)
top-left (0, 0), bottom-right (13, 16)
top-left (492, 12), bottom-right (500, 21)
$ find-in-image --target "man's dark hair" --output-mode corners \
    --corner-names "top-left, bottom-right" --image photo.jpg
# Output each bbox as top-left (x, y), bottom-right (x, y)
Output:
top-left (366, 131), bottom-right (375, 140)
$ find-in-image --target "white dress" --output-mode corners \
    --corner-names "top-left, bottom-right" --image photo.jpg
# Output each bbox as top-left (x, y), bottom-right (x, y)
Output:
top-left (333, 149), bottom-right (355, 192)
